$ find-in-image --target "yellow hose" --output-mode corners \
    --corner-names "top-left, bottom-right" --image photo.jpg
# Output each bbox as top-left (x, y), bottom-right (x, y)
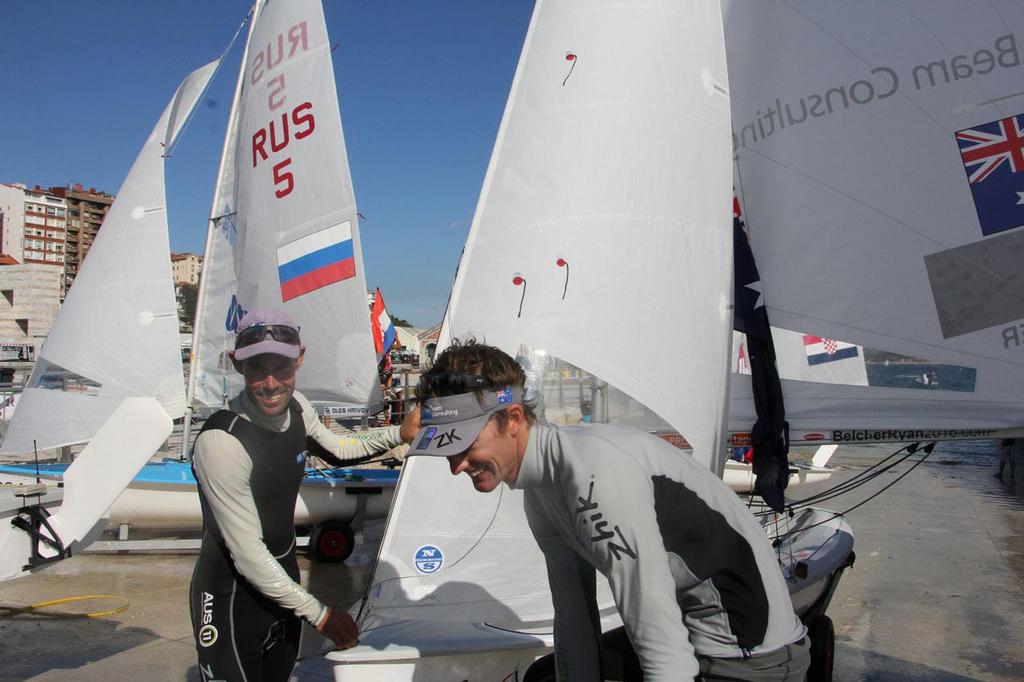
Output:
top-left (0, 594), bottom-right (129, 619)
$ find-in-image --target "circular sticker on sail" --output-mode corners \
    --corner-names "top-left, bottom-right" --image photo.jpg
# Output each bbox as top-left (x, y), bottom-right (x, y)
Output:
top-left (413, 545), bottom-right (444, 574)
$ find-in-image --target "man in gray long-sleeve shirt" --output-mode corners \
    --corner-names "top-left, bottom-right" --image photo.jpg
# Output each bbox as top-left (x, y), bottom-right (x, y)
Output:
top-left (407, 340), bottom-right (808, 681)
top-left (190, 308), bottom-right (418, 682)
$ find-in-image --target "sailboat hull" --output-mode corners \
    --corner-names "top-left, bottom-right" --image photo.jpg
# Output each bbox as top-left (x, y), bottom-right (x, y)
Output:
top-left (327, 509), bottom-right (854, 680)
top-left (0, 462), bottom-right (397, 532)
top-left (722, 459), bottom-right (834, 492)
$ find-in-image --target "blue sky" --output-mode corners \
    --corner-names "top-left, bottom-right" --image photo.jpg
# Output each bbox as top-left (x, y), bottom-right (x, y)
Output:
top-left (0, 1), bottom-right (535, 327)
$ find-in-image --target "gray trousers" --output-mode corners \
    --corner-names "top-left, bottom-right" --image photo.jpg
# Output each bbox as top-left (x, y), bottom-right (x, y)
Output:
top-left (600, 627), bottom-right (810, 681)
top-left (698, 637), bottom-right (811, 681)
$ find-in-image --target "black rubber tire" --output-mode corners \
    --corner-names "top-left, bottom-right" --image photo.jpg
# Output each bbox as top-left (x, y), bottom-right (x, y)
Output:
top-left (523, 653), bottom-right (556, 682)
top-left (807, 614), bottom-right (835, 682)
top-left (309, 520), bottom-right (355, 563)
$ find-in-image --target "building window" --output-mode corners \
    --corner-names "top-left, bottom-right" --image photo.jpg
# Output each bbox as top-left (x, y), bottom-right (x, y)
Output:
top-left (15, 318), bottom-right (28, 336)
top-left (1, 289), bottom-right (12, 305)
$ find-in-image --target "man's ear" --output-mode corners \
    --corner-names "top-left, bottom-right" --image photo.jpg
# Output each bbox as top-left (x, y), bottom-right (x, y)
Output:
top-left (295, 347), bottom-right (306, 369)
top-left (229, 351), bottom-right (244, 375)
top-left (506, 403), bottom-right (525, 435)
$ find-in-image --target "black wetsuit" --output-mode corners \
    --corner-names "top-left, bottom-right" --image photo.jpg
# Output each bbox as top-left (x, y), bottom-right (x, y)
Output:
top-left (189, 402), bottom-right (307, 682)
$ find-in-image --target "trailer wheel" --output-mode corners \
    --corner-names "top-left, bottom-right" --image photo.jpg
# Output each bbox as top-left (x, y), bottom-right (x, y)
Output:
top-left (807, 614), bottom-right (835, 682)
top-left (309, 520), bottom-right (354, 563)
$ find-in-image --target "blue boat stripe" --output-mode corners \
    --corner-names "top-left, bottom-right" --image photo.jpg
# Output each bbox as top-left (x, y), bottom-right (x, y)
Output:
top-left (277, 241), bottom-right (353, 283)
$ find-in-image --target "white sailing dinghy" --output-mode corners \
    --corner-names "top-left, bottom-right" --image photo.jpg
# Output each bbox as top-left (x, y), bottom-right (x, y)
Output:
top-left (0, 61), bottom-right (220, 581)
top-left (329, 2), bottom-right (850, 679)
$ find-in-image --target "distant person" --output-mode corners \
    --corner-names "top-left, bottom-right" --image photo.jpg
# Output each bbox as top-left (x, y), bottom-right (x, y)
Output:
top-left (190, 308), bottom-right (419, 682)
top-left (995, 438), bottom-right (1016, 480)
top-left (408, 339), bottom-right (809, 681)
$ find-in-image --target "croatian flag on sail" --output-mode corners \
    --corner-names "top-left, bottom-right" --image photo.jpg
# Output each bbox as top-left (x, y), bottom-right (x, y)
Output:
top-left (803, 335), bottom-right (859, 366)
top-left (371, 288), bottom-right (396, 361)
top-left (276, 222), bottom-right (355, 302)
top-left (956, 113), bottom-right (1024, 236)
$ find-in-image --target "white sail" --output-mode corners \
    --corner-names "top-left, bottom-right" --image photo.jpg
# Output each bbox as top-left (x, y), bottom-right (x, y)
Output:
top-left (724, 1), bottom-right (1024, 437)
top-left (0, 61), bottom-right (219, 455)
top-left (190, 0), bottom-right (380, 416)
top-left (361, 0), bottom-right (731, 630)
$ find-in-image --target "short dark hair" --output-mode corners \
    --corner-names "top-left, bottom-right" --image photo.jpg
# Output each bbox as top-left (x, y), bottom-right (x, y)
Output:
top-left (416, 337), bottom-right (536, 426)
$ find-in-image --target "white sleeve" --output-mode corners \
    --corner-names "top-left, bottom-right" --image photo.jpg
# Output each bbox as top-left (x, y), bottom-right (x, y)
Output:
top-left (572, 460), bottom-right (699, 679)
top-left (193, 429), bottom-right (327, 625)
top-left (525, 495), bottom-right (603, 681)
top-left (296, 392), bottom-right (402, 462)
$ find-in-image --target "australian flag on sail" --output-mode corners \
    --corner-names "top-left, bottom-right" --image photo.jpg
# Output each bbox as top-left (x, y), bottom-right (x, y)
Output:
top-left (956, 113), bottom-right (1024, 236)
top-left (733, 197), bottom-right (789, 513)
top-left (276, 221), bottom-right (356, 302)
top-left (803, 335), bottom-right (859, 366)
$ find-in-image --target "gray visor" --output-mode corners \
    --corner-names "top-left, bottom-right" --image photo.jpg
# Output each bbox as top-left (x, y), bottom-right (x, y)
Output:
top-left (408, 387), bottom-right (523, 457)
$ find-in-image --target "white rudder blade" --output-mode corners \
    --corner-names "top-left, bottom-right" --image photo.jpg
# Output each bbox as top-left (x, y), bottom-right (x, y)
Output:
top-left (0, 397), bottom-right (172, 581)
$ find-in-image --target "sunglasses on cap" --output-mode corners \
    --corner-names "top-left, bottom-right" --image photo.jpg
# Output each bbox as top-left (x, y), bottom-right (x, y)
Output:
top-left (425, 373), bottom-right (492, 393)
top-left (235, 324), bottom-right (301, 349)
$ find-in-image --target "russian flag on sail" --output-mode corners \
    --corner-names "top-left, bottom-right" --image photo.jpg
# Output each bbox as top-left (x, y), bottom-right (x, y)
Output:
top-left (371, 288), bottom-right (396, 361)
top-left (276, 222), bottom-right (355, 302)
top-left (803, 335), bottom-right (859, 366)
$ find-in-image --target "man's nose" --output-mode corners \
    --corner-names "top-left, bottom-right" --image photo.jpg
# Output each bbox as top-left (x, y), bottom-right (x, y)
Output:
top-left (447, 453), bottom-right (467, 476)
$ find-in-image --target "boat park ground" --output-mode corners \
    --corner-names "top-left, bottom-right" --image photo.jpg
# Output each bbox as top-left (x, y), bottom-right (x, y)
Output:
top-left (0, 443), bottom-right (1022, 681)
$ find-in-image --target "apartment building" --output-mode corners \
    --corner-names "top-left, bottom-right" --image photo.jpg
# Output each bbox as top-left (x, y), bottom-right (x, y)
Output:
top-left (171, 252), bottom-right (203, 285)
top-left (22, 187), bottom-right (68, 270)
top-left (51, 184), bottom-right (113, 290)
top-left (0, 184), bottom-right (26, 262)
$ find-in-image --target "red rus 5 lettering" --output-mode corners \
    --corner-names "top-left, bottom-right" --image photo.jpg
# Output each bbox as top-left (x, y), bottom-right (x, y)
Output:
top-left (252, 102), bottom-right (316, 198)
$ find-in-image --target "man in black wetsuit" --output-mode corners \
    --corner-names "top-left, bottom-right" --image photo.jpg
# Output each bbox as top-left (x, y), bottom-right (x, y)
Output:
top-left (190, 308), bottom-right (419, 682)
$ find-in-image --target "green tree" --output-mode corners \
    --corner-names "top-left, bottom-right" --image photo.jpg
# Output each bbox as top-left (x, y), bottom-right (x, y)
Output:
top-left (390, 315), bottom-right (413, 328)
top-left (178, 283), bottom-right (199, 329)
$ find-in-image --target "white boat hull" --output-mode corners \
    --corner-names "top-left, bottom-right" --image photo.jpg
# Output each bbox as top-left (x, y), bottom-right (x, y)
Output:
top-left (330, 620), bottom-right (559, 682)
top-left (722, 459), bottom-right (834, 493)
top-left (0, 465), bottom-right (396, 532)
top-left (328, 507), bottom-right (853, 681)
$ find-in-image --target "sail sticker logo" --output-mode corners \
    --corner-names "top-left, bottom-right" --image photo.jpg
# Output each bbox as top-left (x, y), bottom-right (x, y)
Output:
top-left (225, 294), bottom-right (247, 332)
top-left (276, 222), bottom-right (356, 302)
top-left (955, 113), bottom-right (1024, 236)
top-left (415, 427), bottom-right (437, 451)
top-left (413, 545), bottom-right (444, 574)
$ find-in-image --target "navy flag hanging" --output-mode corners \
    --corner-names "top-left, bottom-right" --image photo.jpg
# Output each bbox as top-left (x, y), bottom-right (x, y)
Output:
top-left (733, 197), bottom-right (789, 512)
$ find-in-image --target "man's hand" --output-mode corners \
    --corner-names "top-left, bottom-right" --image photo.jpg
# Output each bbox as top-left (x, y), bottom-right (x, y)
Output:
top-left (316, 607), bottom-right (359, 649)
top-left (399, 405), bottom-right (421, 444)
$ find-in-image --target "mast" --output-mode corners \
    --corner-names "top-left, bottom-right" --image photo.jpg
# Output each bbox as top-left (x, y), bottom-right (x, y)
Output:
top-left (182, 0), bottom-right (263, 456)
